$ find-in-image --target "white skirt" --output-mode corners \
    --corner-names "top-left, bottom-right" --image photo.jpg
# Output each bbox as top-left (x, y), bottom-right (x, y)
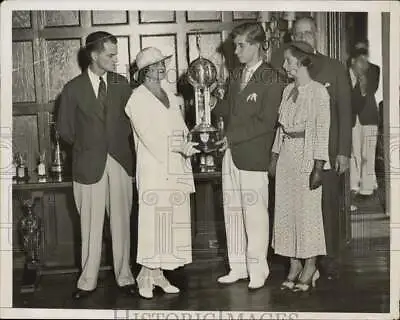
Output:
top-left (136, 189), bottom-right (193, 270)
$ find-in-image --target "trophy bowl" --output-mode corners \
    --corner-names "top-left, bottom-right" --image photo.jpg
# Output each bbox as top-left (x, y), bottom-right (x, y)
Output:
top-left (187, 56), bottom-right (219, 156)
top-left (187, 57), bottom-right (217, 88)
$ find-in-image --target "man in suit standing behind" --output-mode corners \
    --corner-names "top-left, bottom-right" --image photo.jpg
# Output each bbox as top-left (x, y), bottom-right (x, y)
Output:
top-left (57, 31), bottom-right (136, 299)
top-left (348, 47), bottom-right (380, 198)
top-left (291, 17), bottom-right (352, 279)
top-left (211, 22), bottom-right (284, 290)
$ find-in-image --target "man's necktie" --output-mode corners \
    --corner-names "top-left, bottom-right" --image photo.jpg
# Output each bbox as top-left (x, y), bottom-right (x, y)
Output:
top-left (240, 67), bottom-right (248, 91)
top-left (98, 76), bottom-right (107, 115)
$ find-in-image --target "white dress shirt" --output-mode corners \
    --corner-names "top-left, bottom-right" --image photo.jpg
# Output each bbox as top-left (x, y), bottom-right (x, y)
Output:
top-left (242, 59), bottom-right (263, 86)
top-left (87, 67), bottom-right (108, 98)
top-left (349, 67), bottom-right (357, 88)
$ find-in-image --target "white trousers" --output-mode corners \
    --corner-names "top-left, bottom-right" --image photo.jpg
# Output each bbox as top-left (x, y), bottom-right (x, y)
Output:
top-left (350, 117), bottom-right (378, 195)
top-left (73, 154), bottom-right (134, 290)
top-left (222, 149), bottom-right (270, 279)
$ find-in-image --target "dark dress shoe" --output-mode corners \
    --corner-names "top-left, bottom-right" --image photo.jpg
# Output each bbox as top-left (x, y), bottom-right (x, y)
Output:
top-left (72, 289), bottom-right (95, 300)
top-left (118, 284), bottom-right (136, 296)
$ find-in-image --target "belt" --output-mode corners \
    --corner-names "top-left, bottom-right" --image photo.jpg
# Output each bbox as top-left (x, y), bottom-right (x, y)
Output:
top-left (283, 131), bottom-right (305, 139)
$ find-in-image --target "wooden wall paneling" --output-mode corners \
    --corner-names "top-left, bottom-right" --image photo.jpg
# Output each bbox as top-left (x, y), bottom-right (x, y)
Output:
top-left (12, 103), bottom-right (54, 116)
top-left (12, 197), bottom-right (26, 269)
top-left (12, 10), bottom-right (32, 29)
top-left (186, 11), bottom-right (222, 23)
top-left (175, 11), bottom-right (188, 80)
top-left (42, 192), bottom-right (58, 267)
top-left (44, 38), bottom-right (82, 102)
top-left (187, 32), bottom-right (223, 70)
top-left (91, 11), bottom-right (129, 26)
top-left (43, 10), bottom-right (81, 28)
top-left (12, 40), bottom-right (36, 103)
top-left (232, 11), bottom-right (258, 21)
top-left (138, 11), bottom-right (176, 24)
top-left (42, 191), bottom-right (81, 267)
top-left (12, 115), bottom-right (40, 175)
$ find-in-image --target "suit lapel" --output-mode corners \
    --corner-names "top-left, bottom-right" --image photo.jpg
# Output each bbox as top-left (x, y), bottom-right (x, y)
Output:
top-left (79, 71), bottom-right (105, 122)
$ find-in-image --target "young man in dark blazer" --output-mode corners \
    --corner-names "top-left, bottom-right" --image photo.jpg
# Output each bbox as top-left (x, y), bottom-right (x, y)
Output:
top-left (292, 17), bottom-right (352, 279)
top-left (211, 22), bottom-right (284, 290)
top-left (57, 32), bottom-right (136, 299)
top-left (348, 47), bottom-right (380, 197)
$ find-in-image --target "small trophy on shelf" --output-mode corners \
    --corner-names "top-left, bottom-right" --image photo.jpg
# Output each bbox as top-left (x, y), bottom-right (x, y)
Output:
top-left (51, 130), bottom-right (64, 182)
top-left (37, 151), bottom-right (47, 183)
top-left (16, 152), bottom-right (29, 183)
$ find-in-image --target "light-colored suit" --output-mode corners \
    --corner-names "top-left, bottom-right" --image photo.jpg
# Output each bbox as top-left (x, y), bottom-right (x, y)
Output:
top-left (125, 83), bottom-right (195, 270)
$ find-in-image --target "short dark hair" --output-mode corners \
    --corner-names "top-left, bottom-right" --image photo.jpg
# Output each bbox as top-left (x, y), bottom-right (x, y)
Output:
top-left (286, 45), bottom-right (314, 70)
top-left (85, 31), bottom-right (117, 63)
top-left (231, 22), bottom-right (266, 45)
top-left (350, 47), bottom-right (368, 60)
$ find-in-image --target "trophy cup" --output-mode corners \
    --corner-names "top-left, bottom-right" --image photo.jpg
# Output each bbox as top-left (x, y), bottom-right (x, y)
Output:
top-left (187, 34), bottom-right (219, 173)
top-left (51, 130), bottom-right (64, 182)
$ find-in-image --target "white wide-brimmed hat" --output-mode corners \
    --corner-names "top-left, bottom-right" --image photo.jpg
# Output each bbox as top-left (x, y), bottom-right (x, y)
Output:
top-left (133, 47), bottom-right (172, 81)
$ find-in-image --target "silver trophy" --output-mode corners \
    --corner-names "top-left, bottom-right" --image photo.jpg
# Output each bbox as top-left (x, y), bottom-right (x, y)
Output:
top-left (187, 34), bottom-right (219, 172)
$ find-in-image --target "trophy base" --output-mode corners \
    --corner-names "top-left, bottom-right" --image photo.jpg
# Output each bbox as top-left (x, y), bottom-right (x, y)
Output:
top-left (190, 124), bottom-right (219, 154)
top-left (51, 166), bottom-right (63, 182)
top-left (20, 262), bottom-right (40, 293)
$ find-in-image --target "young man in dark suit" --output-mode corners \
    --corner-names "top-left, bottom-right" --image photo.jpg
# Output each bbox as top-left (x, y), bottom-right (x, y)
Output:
top-left (57, 31), bottom-right (136, 299)
top-left (292, 17), bottom-right (352, 280)
top-left (348, 47), bottom-right (380, 198)
top-left (211, 22), bottom-right (284, 290)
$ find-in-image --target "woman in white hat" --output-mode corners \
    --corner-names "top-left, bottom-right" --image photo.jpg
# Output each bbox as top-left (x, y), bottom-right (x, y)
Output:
top-left (125, 47), bottom-right (199, 299)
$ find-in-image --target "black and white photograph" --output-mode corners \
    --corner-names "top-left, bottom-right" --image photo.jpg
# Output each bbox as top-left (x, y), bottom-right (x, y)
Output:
top-left (0, 1), bottom-right (399, 319)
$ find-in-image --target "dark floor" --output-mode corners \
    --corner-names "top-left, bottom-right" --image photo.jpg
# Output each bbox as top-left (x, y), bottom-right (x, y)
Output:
top-left (13, 193), bottom-right (390, 313)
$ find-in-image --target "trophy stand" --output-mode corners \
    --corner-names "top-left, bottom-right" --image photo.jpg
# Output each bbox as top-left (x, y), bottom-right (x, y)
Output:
top-left (19, 198), bottom-right (42, 293)
top-left (187, 34), bottom-right (219, 173)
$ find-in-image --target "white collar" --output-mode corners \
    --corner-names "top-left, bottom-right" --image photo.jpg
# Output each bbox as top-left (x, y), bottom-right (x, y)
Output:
top-left (87, 66), bottom-right (107, 84)
top-left (245, 59), bottom-right (263, 73)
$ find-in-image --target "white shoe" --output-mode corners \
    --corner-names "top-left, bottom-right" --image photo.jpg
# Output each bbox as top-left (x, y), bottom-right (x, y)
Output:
top-left (217, 272), bottom-right (248, 284)
top-left (248, 274), bottom-right (268, 290)
top-left (350, 204), bottom-right (358, 211)
top-left (138, 286), bottom-right (153, 299)
top-left (249, 278), bottom-right (267, 290)
top-left (159, 284), bottom-right (180, 294)
top-left (153, 273), bottom-right (180, 294)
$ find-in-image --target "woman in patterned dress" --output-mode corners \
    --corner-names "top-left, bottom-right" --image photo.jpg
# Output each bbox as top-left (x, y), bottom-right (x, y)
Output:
top-left (269, 41), bottom-right (331, 292)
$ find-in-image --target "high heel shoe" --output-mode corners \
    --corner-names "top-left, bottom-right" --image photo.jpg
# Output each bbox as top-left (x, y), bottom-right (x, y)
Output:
top-left (280, 267), bottom-right (303, 291)
top-left (153, 273), bottom-right (180, 294)
top-left (292, 269), bottom-right (320, 292)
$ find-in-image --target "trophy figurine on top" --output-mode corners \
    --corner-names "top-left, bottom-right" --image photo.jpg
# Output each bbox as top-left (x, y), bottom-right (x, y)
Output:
top-left (187, 34), bottom-right (219, 173)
